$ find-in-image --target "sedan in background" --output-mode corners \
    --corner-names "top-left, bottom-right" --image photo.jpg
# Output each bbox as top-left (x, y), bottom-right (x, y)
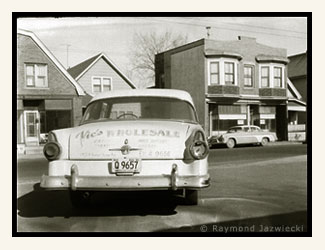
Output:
top-left (208, 125), bottom-right (277, 149)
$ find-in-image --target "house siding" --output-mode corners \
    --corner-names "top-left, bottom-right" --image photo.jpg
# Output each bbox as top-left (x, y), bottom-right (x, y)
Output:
top-left (170, 45), bottom-right (206, 126)
top-left (18, 35), bottom-right (77, 96)
top-left (17, 33), bottom-right (82, 148)
top-left (77, 57), bottom-right (132, 95)
top-left (156, 37), bottom-right (290, 140)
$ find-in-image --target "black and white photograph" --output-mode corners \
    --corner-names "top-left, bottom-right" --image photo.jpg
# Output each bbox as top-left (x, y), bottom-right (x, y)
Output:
top-left (14, 14), bottom-right (311, 235)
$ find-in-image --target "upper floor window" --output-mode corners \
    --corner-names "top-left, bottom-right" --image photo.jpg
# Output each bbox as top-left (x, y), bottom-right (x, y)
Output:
top-left (261, 66), bottom-right (269, 87)
top-left (208, 59), bottom-right (238, 86)
top-left (273, 67), bottom-right (282, 88)
top-left (210, 62), bottom-right (219, 84)
top-left (92, 77), bottom-right (112, 94)
top-left (224, 62), bottom-right (234, 85)
top-left (259, 64), bottom-right (285, 88)
top-left (244, 65), bottom-right (254, 87)
top-left (25, 64), bottom-right (48, 88)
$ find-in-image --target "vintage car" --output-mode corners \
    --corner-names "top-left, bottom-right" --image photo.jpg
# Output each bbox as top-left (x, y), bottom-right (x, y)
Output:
top-left (208, 125), bottom-right (277, 149)
top-left (40, 89), bottom-right (210, 206)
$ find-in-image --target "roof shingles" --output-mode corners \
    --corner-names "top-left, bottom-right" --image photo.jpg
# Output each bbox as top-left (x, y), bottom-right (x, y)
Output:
top-left (67, 53), bottom-right (101, 79)
top-left (288, 52), bottom-right (307, 78)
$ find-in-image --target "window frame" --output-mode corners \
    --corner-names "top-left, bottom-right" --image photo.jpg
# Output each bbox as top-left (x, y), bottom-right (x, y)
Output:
top-left (91, 76), bottom-right (113, 94)
top-left (243, 64), bottom-right (254, 88)
top-left (273, 66), bottom-right (282, 88)
top-left (224, 62), bottom-right (235, 85)
top-left (207, 58), bottom-right (239, 86)
top-left (260, 66), bottom-right (270, 88)
top-left (259, 63), bottom-right (285, 88)
top-left (209, 62), bottom-right (220, 85)
top-left (24, 63), bottom-right (48, 88)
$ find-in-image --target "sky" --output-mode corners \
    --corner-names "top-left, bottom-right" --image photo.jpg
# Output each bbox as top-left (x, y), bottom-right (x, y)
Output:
top-left (17, 16), bottom-right (307, 88)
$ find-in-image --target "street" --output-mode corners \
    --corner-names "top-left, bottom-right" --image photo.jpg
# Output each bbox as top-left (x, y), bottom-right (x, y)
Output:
top-left (16, 143), bottom-right (308, 233)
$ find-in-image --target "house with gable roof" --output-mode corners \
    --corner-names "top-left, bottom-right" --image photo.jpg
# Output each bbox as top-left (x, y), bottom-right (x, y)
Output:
top-left (17, 29), bottom-right (85, 151)
top-left (287, 52), bottom-right (308, 141)
top-left (67, 52), bottom-right (136, 112)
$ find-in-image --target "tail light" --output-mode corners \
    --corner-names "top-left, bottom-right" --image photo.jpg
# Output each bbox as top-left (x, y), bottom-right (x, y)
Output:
top-left (43, 142), bottom-right (61, 161)
top-left (43, 132), bottom-right (61, 161)
top-left (189, 131), bottom-right (209, 160)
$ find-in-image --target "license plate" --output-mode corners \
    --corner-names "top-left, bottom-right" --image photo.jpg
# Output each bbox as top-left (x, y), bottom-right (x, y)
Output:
top-left (111, 159), bottom-right (141, 173)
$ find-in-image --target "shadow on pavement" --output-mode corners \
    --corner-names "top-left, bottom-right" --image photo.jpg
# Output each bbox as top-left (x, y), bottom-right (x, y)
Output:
top-left (17, 183), bottom-right (179, 218)
top-left (156, 210), bottom-right (308, 233)
top-left (209, 144), bottom-right (262, 150)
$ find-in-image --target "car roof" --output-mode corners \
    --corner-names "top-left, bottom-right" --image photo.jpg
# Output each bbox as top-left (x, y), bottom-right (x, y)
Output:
top-left (229, 125), bottom-right (260, 129)
top-left (89, 89), bottom-right (194, 105)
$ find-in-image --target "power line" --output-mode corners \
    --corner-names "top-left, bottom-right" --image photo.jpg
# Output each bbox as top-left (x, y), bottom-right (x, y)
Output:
top-left (181, 17), bottom-right (307, 35)
top-left (222, 21), bottom-right (306, 35)
top-left (134, 17), bottom-right (307, 40)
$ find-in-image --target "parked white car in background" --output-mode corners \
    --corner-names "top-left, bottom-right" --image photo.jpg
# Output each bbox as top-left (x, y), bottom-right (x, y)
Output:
top-left (41, 89), bottom-right (210, 206)
top-left (209, 125), bottom-right (277, 149)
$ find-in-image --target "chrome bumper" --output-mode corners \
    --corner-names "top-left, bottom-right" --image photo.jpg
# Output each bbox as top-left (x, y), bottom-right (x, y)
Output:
top-left (40, 164), bottom-right (210, 191)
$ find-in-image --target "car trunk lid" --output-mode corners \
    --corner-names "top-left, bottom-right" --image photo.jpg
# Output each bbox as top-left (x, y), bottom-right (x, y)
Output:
top-left (69, 120), bottom-right (191, 160)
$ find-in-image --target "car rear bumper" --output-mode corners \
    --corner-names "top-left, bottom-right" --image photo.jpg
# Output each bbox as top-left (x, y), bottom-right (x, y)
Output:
top-left (40, 164), bottom-right (210, 191)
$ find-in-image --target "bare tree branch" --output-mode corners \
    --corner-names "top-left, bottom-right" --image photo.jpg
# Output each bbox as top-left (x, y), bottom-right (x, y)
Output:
top-left (129, 31), bottom-right (188, 88)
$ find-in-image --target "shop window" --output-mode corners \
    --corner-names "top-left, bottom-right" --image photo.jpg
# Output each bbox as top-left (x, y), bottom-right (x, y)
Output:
top-left (25, 64), bottom-right (48, 88)
top-left (212, 117), bottom-right (238, 131)
top-left (244, 65), bottom-right (254, 87)
top-left (45, 110), bottom-right (71, 132)
top-left (259, 119), bottom-right (276, 132)
top-left (92, 77), bottom-right (112, 94)
top-left (40, 111), bottom-right (46, 133)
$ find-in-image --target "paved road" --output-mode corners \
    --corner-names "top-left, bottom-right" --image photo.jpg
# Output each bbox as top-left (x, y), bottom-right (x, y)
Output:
top-left (16, 144), bottom-right (308, 233)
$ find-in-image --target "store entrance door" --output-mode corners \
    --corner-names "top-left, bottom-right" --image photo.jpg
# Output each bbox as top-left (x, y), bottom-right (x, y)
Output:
top-left (24, 110), bottom-right (40, 146)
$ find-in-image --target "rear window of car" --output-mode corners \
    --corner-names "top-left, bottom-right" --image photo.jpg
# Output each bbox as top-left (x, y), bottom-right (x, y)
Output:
top-left (81, 96), bottom-right (198, 124)
top-left (228, 127), bottom-right (243, 133)
top-left (250, 127), bottom-right (260, 132)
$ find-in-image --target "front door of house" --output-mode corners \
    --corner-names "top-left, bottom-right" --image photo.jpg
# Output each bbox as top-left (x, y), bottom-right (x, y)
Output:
top-left (24, 110), bottom-right (40, 146)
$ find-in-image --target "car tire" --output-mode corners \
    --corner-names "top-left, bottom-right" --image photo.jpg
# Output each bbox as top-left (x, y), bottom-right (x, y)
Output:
top-left (184, 190), bottom-right (198, 205)
top-left (69, 191), bottom-right (92, 208)
top-left (261, 137), bottom-right (269, 146)
top-left (226, 138), bottom-right (236, 148)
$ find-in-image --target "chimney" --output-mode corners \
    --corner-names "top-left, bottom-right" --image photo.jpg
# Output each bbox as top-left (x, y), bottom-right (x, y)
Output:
top-left (238, 36), bottom-right (256, 42)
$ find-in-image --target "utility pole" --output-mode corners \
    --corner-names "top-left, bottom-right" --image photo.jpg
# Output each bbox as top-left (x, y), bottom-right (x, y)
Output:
top-left (206, 26), bottom-right (211, 39)
top-left (61, 44), bottom-right (71, 68)
top-left (66, 44), bottom-right (71, 69)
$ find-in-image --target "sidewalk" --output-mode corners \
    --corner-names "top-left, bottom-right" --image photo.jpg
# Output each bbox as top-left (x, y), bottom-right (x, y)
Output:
top-left (17, 145), bottom-right (45, 160)
top-left (266, 141), bottom-right (304, 146)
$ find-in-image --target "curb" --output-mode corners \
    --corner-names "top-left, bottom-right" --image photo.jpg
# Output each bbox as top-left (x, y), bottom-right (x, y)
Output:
top-left (17, 153), bottom-right (46, 160)
top-left (266, 141), bottom-right (304, 146)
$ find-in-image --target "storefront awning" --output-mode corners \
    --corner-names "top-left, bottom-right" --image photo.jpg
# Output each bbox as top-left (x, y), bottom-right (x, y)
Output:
top-left (288, 99), bottom-right (306, 112)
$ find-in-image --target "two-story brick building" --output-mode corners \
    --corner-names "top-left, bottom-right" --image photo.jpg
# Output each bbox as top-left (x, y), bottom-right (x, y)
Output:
top-left (155, 36), bottom-right (290, 140)
top-left (17, 29), bottom-right (85, 151)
